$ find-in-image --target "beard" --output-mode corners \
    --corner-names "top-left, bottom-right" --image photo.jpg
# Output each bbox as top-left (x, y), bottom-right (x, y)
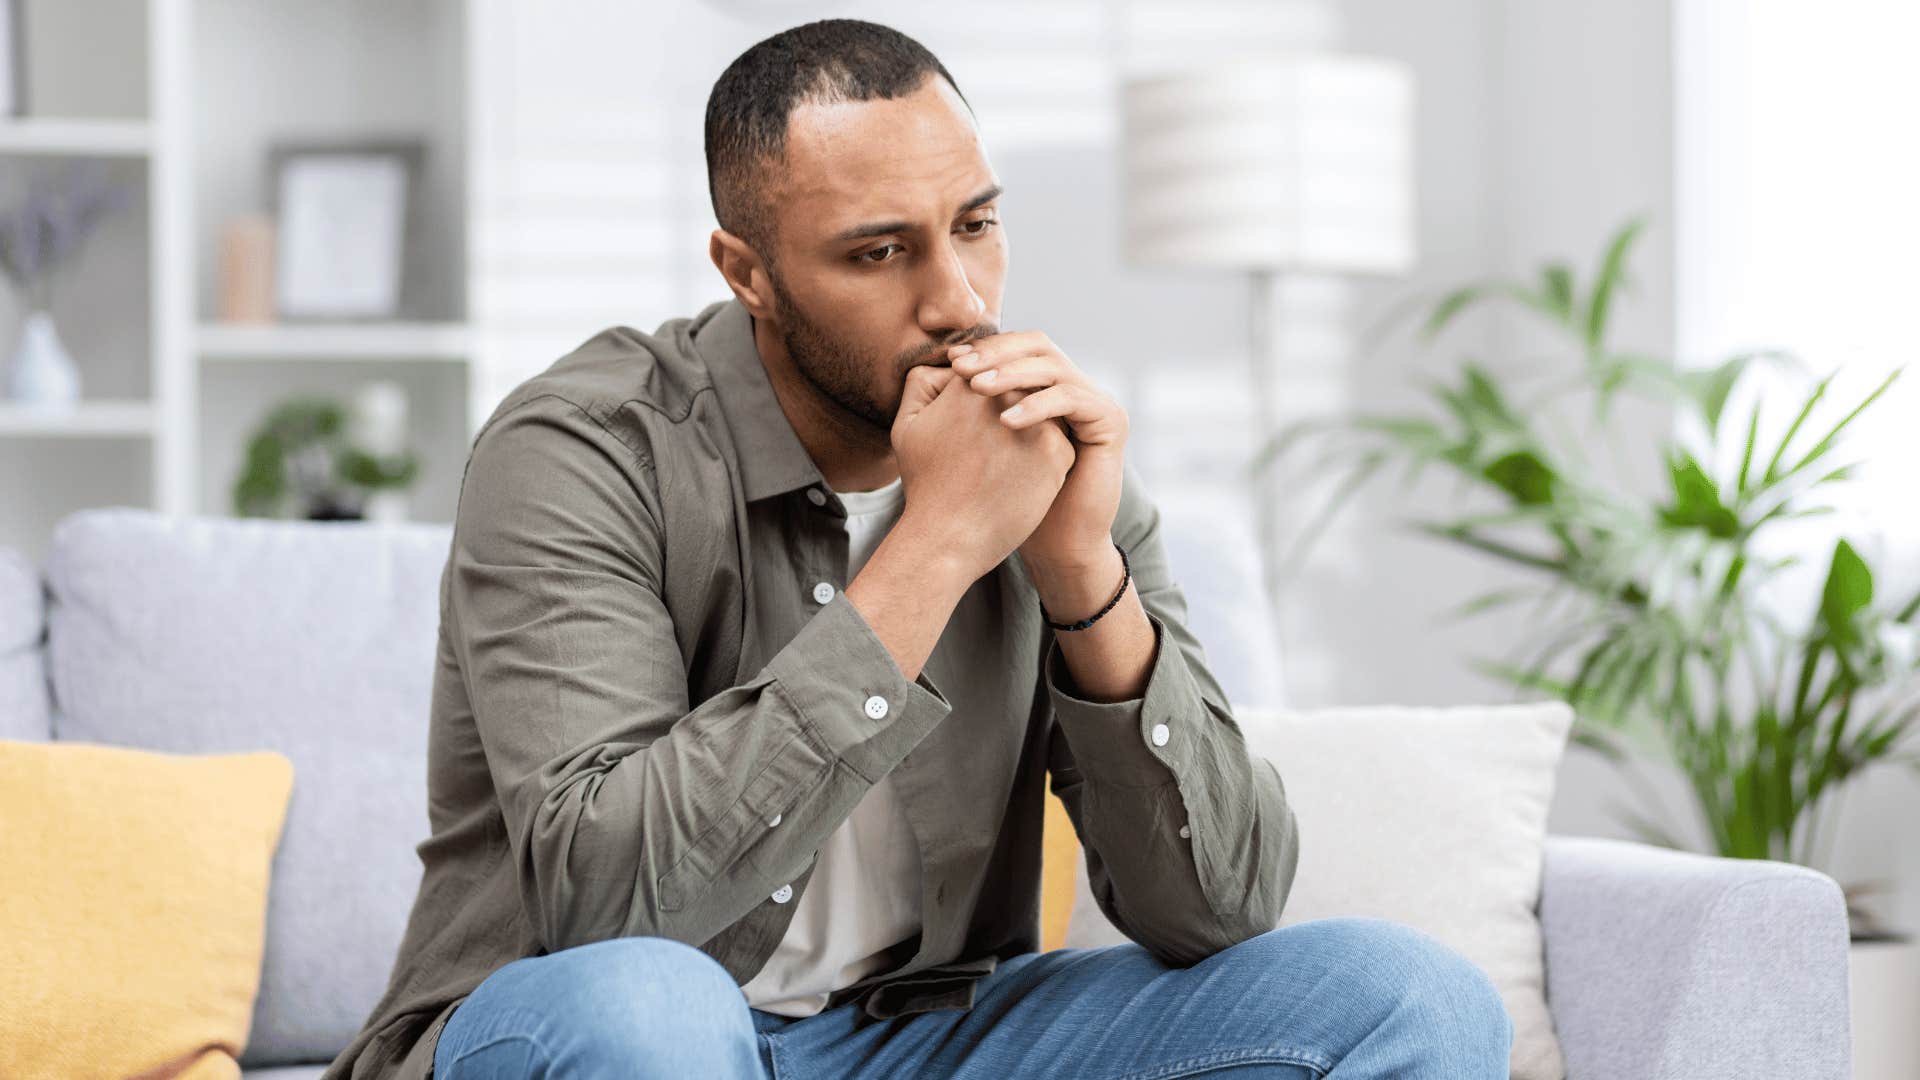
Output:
top-left (767, 269), bottom-right (995, 432)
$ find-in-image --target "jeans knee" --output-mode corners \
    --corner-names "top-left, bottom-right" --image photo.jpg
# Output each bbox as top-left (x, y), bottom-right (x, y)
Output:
top-left (1258, 918), bottom-right (1512, 1057)
top-left (1331, 919), bottom-right (1511, 1047)
top-left (451, 936), bottom-right (757, 1072)
top-left (579, 935), bottom-right (744, 1003)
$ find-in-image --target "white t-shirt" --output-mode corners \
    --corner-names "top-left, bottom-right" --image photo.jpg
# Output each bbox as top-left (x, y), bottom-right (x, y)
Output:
top-left (739, 474), bottom-right (924, 1017)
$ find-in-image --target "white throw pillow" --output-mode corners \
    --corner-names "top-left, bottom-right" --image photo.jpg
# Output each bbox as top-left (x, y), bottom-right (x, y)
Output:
top-left (1063, 700), bottom-right (1571, 1080)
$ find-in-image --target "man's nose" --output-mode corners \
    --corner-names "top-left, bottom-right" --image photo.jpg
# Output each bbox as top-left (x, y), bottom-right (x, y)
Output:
top-left (917, 240), bottom-right (985, 335)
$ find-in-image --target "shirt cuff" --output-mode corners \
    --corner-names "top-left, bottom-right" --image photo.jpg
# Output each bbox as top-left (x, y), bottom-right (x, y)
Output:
top-left (765, 589), bottom-right (952, 784)
top-left (1044, 609), bottom-right (1201, 789)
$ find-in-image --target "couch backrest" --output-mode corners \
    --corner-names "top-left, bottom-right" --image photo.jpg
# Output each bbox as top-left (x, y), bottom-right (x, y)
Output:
top-left (44, 508), bottom-right (452, 1067)
top-left (1152, 489), bottom-right (1286, 709)
top-left (0, 545), bottom-right (51, 742)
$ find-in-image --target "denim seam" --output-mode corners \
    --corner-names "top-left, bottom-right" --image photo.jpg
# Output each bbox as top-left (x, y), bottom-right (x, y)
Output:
top-left (1104, 1044), bottom-right (1333, 1080)
top-left (763, 1028), bottom-right (789, 1080)
top-left (446, 1031), bottom-right (545, 1071)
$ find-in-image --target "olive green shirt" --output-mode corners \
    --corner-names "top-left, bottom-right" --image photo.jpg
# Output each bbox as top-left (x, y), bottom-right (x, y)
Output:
top-left (322, 296), bottom-right (1300, 1080)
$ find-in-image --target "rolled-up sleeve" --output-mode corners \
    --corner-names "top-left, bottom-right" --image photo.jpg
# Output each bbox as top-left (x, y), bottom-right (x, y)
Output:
top-left (449, 394), bottom-right (951, 954)
top-left (1043, 462), bottom-right (1300, 967)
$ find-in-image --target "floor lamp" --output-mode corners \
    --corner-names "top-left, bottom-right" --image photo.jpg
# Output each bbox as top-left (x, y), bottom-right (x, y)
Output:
top-left (1121, 55), bottom-right (1416, 610)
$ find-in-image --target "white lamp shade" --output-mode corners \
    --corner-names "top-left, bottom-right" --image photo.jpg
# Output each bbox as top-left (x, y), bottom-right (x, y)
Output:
top-left (1122, 55), bottom-right (1415, 273)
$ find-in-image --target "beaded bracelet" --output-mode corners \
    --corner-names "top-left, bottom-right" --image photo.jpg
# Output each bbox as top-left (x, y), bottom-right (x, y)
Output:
top-left (1040, 541), bottom-right (1130, 631)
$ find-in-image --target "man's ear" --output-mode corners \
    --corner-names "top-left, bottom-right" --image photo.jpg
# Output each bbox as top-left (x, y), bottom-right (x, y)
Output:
top-left (709, 228), bottom-right (776, 319)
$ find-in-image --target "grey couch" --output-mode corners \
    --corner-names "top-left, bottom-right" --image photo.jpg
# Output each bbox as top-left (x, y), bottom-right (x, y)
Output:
top-left (0, 507), bottom-right (1853, 1078)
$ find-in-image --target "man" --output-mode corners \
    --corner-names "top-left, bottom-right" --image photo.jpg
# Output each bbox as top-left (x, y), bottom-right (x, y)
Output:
top-left (324, 18), bottom-right (1513, 1080)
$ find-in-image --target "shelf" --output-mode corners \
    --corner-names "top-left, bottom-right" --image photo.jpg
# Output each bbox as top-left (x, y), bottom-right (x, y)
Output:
top-left (197, 321), bottom-right (472, 362)
top-left (0, 119), bottom-right (153, 156)
top-left (0, 399), bottom-right (155, 437)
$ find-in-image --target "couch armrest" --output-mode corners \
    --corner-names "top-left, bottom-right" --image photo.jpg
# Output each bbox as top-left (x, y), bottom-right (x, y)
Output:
top-left (1539, 834), bottom-right (1851, 1080)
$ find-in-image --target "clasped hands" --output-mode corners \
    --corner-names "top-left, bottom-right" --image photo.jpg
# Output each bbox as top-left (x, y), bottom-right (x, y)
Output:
top-left (901, 331), bottom-right (1129, 579)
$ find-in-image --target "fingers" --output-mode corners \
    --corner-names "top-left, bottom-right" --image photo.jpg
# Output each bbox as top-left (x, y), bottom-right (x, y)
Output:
top-left (897, 363), bottom-right (958, 422)
top-left (950, 333), bottom-right (1075, 383)
top-left (914, 362), bottom-right (960, 394)
top-left (961, 354), bottom-right (1065, 396)
top-left (947, 330), bottom-right (1051, 369)
top-left (996, 382), bottom-right (1127, 448)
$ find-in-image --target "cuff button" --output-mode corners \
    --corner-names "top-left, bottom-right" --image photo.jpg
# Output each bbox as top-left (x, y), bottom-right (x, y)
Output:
top-left (863, 695), bottom-right (889, 719)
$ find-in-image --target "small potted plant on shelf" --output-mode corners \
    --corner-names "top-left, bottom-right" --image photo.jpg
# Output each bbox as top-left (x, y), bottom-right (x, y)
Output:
top-left (0, 159), bottom-right (136, 409)
top-left (1254, 218), bottom-right (1920, 951)
top-left (233, 389), bottom-right (420, 522)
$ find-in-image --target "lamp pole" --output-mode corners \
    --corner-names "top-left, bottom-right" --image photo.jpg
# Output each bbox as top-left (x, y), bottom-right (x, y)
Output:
top-left (1248, 267), bottom-right (1281, 610)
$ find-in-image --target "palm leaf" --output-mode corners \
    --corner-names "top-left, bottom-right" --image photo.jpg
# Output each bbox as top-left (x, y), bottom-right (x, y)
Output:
top-left (1584, 216), bottom-right (1647, 350)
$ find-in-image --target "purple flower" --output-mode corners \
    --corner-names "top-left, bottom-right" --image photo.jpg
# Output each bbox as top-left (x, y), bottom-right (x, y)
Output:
top-left (0, 160), bottom-right (135, 297)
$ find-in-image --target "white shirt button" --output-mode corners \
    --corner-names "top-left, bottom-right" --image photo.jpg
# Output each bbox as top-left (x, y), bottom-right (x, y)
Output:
top-left (767, 812), bottom-right (782, 827)
top-left (1178, 824), bottom-right (1191, 839)
top-left (806, 487), bottom-right (827, 506)
top-left (864, 695), bottom-right (889, 719)
top-left (812, 581), bottom-right (835, 604)
top-left (1150, 723), bottom-right (1170, 746)
top-left (771, 883), bottom-right (793, 903)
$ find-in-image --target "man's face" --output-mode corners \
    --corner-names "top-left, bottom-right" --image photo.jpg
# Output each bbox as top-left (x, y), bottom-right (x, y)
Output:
top-left (758, 73), bottom-right (1006, 431)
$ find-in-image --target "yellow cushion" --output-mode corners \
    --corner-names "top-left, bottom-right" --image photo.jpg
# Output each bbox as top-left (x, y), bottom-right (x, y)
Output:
top-left (0, 740), bottom-right (295, 1080)
top-left (1040, 772), bottom-right (1079, 951)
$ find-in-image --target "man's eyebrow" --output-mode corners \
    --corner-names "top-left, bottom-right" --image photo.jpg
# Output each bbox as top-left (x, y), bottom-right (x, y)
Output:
top-left (829, 184), bottom-right (1005, 243)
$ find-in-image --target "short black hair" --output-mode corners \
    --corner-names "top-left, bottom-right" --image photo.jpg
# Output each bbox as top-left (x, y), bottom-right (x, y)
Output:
top-left (704, 18), bottom-right (973, 269)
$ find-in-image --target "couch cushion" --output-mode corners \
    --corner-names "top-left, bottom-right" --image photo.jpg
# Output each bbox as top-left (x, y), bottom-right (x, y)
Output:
top-left (0, 546), bottom-right (50, 742)
top-left (0, 741), bottom-right (293, 1079)
top-left (45, 508), bottom-right (453, 1066)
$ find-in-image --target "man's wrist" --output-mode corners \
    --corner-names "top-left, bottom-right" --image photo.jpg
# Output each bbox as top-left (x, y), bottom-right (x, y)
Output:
top-left (1024, 542), bottom-right (1125, 623)
top-left (884, 508), bottom-right (983, 595)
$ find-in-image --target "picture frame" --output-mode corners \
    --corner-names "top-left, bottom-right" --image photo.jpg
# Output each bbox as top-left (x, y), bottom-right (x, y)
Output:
top-left (266, 138), bottom-right (425, 320)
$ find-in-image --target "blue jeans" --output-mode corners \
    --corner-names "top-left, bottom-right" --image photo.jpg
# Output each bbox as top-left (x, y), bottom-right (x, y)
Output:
top-left (432, 917), bottom-right (1514, 1078)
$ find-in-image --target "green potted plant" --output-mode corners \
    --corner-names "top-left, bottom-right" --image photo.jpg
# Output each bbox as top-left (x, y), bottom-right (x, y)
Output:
top-left (233, 395), bottom-right (419, 521)
top-left (1254, 217), bottom-right (1920, 943)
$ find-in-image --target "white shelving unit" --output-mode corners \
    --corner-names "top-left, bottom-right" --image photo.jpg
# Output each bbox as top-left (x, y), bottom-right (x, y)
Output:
top-left (0, 401), bottom-right (155, 437)
top-left (0, 118), bottom-right (153, 156)
top-left (196, 322), bottom-right (472, 363)
top-left (0, 0), bottom-right (476, 562)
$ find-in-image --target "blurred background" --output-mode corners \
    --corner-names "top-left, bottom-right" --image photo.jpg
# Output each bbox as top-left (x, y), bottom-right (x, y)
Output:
top-left (1, 0), bottom-right (1915, 1018)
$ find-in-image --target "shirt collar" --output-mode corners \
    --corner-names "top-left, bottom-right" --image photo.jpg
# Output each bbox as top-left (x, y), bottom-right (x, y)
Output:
top-left (693, 296), bottom-right (828, 503)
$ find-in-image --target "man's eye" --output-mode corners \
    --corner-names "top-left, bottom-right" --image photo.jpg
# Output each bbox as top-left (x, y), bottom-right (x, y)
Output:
top-left (854, 221), bottom-right (995, 266)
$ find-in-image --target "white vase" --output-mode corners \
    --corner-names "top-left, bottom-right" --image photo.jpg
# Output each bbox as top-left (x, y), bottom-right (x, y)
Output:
top-left (7, 309), bottom-right (82, 408)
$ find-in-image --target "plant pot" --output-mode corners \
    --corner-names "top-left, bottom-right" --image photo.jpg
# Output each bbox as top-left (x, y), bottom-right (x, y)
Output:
top-left (1850, 933), bottom-right (1920, 1079)
top-left (6, 309), bottom-right (81, 408)
top-left (305, 492), bottom-right (363, 522)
